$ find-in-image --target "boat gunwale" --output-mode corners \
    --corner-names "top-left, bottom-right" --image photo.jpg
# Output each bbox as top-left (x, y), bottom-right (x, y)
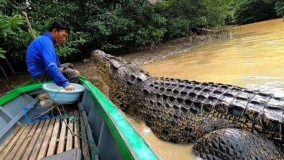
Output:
top-left (0, 80), bottom-right (42, 106)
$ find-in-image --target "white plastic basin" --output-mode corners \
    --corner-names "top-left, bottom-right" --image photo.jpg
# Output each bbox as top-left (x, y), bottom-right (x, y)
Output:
top-left (42, 83), bottom-right (85, 104)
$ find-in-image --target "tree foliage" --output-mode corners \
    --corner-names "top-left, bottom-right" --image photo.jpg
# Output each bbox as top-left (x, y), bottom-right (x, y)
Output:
top-left (203, 0), bottom-right (238, 25)
top-left (233, 0), bottom-right (277, 24)
top-left (275, 0), bottom-right (284, 17)
top-left (0, 1), bottom-right (32, 60)
top-left (1, 0), bottom-right (236, 60)
top-left (155, 0), bottom-right (205, 39)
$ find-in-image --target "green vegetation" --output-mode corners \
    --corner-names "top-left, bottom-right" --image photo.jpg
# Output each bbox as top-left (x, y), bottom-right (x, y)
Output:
top-left (275, 0), bottom-right (284, 17)
top-left (0, 0), bottom-right (284, 68)
top-left (233, 0), bottom-right (277, 24)
top-left (0, 10), bottom-right (32, 60)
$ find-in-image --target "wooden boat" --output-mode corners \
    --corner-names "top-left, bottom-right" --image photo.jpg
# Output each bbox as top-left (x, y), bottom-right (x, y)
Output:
top-left (0, 77), bottom-right (159, 160)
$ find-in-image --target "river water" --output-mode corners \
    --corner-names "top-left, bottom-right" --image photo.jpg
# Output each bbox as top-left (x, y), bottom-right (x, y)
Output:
top-left (129, 18), bottom-right (284, 159)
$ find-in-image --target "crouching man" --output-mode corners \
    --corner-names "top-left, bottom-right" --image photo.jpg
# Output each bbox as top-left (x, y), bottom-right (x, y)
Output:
top-left (26, 21), bottom-right (80, 91)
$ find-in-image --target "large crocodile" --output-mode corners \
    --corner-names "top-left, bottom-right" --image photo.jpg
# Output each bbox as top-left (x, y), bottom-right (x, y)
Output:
top-left (91, 50), bottom-right (283, 159)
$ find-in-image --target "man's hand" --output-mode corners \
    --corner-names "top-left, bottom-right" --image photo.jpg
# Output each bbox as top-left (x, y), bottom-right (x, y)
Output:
top-left (64, 84), bottom-right (75, 91)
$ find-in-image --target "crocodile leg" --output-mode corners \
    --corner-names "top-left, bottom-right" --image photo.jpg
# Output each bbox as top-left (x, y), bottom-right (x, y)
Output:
top-left (193, 128), bottom-right (282, 160)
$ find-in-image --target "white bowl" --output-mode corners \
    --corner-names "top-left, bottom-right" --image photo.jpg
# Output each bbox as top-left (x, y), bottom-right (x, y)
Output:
top-left (42, 83), bottom-right (85, 104)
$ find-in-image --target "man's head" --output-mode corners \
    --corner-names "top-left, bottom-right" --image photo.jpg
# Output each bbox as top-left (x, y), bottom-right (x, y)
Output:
top-left (49, 21), bottom-right (70, 44)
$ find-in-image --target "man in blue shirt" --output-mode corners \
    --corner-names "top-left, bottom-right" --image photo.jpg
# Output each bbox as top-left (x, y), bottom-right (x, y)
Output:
top-left (26, 21), bottom-right (79, 91)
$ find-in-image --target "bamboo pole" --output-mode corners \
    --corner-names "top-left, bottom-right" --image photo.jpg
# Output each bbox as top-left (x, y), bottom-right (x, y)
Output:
top-left (21, 11), bottom-right (36, 39)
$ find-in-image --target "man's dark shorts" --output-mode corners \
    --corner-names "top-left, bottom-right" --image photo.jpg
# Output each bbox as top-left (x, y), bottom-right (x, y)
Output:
top-left (36, 63), bottom-right (80, 83)
top-left (59, 63), bottom-right (80, 83)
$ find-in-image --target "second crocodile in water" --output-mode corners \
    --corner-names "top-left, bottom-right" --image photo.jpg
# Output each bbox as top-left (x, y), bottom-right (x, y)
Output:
top-left (92, 50), bottom-right (284, 159)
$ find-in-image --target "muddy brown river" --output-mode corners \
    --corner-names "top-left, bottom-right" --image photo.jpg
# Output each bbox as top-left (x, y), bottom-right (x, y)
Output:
top-left (128, 18), bottom-right (284, 159)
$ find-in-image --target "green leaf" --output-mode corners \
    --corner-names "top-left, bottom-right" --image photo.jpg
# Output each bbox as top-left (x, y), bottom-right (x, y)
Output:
top-left (0, 48), bottom-right (6, 59)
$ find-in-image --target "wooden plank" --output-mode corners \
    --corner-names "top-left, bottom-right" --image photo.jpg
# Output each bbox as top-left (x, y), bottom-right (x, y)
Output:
top-left (46, 117), bottom-right (60, 156)
top-left (57, 117), bottom-right (67, 154)
top-left (79, 112), bottom-right (90, 160)
top-left (37, 117), bottom-right (56, 159)
top-left (0, 111), bottom-right (93, 160)
top-left (0, 126), bottom-right (27, 160)
top-left (0, 126), bottom-right (21, 152)
top-left (21, 120), bottom-right (45, 160)
top-left (74, 111), bottom-right (80, 149)
top-left (5, 124), bottom-right (34, 160)
top-left (13, 122), bottom-right (40, 160)
top-left (29, 119), bottom-right (51, 160)
top-left (66, 114), bottom-right (74, 151)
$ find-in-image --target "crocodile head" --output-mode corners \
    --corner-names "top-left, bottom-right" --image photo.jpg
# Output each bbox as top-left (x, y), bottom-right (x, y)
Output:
top-left (91, 50), bottom-right (148, 113)
top-left (91, 50), bottom-right (129, 88)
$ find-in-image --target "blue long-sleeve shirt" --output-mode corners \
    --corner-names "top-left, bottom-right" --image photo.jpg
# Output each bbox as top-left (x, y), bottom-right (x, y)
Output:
top-left (26, 32), bottom-right (70, 87)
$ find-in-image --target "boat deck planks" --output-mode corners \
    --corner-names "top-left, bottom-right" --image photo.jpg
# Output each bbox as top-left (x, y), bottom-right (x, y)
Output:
top-left (57, 116), bottom-right (67, 154)
top-left (74, 112), bottom-right (80, 149)
top-left (37, 117), bottom-right (56, 159)
top-left (0, 111), bottom-right (91, 160)
top-left (66, 113), bottom-right (74, 151)
top-left (0, 125), bottom-right (21, 155)
top-left (46, 117), bottom-right (60, 157)
top-left (14, 121), bottom-right (40, 160)
top-left (0, 126), bottom-right (27, 159)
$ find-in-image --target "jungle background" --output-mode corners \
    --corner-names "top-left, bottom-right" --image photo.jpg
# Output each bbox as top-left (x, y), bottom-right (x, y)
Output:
top-left (1, 0), bottom-right (284, 95)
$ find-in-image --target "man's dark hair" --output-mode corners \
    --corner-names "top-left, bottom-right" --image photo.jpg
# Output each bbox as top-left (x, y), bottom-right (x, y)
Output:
top-left (49, 21), bottom-right (70, 33)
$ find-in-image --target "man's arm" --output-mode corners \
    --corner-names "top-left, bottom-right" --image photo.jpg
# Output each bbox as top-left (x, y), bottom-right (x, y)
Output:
top-left (41, 44), bottom-right (70, 87)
